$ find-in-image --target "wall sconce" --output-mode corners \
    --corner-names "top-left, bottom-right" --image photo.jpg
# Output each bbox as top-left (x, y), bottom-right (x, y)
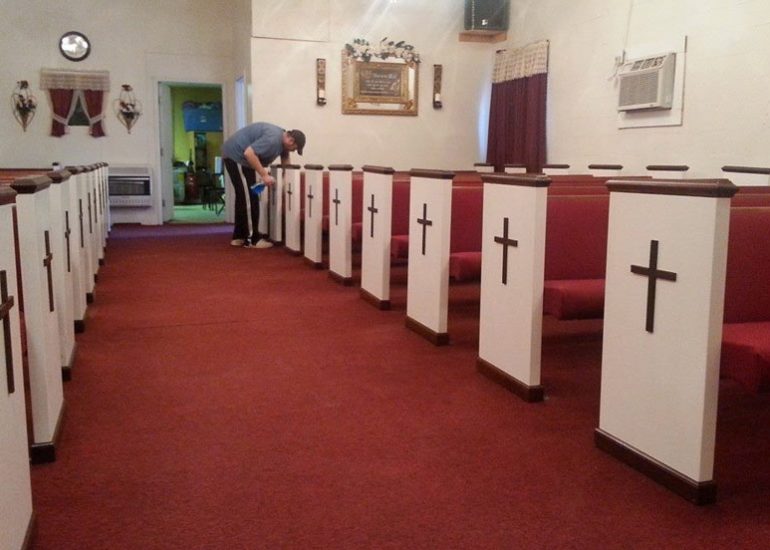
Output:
top-left (114, 84), bottom-right (142, 134)
top-left (316, 58), bottom-right (327, 106)
top-left (12, 80), bottom-right (37, 131)
top-left (433, 64), bottom-right (443, 109)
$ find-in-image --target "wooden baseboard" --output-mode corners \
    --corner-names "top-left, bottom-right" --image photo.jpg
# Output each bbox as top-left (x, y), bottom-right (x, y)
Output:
top-left (86, 292), bottom-right (94, 304)
top-left (74, 319), bottom-right (86, 333)
top-left (594, 428), bottom-right (717, 505)
top-left (328, 271), bottom-right (353, 286)
top-left (30, 400), bottom-right (66, 465)
top-left (303, 257), bottom-right (323, 269)
top-left (62, 343), bottom-right (77, 382)
top-left (476, 357), bottom-right (544, 402)
top-left (405, 316), bottom-right (449, 346)
top-left (360, 288), bottom-right (390, 310)
top-left (287, 248), bottom-right (302, 256)
top-left (99, 258), bottom-right (105, 266)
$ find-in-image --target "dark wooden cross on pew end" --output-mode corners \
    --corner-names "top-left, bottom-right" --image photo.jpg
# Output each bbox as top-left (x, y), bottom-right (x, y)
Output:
top-left (493, 217), bottom-right (518, 285)
top-left (630, 239), bottom-right (677, 333)
top-left (416, 203), bottom-right (433, 256)
top-left (1, 270), bottom-right (15, 394)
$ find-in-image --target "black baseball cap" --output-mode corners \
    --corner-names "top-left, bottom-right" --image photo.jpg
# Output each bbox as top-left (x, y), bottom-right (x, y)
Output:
top-left (288, 129), bottom-right (306, 155)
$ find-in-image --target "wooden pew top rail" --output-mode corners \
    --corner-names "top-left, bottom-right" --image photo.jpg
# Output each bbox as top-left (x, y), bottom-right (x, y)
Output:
top-left (10, 175), bottom-right (52, 194)
top-left (362, 165), bottom-right (395, 175)
top-left (328, 164), bottom-right (354, 171)
top-left (0, 186), bottom-right (16, 205)
top-left (646, 164), bottom-right (690, 171)
top-left (607, 178), bottom-right (737, 198)
top-left (722, 165), bottom-right (770, 174)
top-left (481, 174), bottom-right (550, 187)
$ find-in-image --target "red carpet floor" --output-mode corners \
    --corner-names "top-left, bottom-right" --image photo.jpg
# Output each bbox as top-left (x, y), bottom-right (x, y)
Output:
top-left (30, 224), bottom-right (770, 549)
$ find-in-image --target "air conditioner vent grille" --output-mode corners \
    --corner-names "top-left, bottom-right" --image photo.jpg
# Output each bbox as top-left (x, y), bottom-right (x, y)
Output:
top-left (619, 71), bottom-right (660, 108)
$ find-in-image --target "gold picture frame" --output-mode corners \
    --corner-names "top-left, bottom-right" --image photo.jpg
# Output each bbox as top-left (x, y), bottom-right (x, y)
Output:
top-left (342, 52), bottom-right (418, 116)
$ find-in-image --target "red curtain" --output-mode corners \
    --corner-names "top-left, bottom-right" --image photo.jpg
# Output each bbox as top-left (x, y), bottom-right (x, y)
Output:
top-left (83, 90), bottom-right (106, 137)
top-left (49, 89), bottom-right (75, 137)
top-left (486, 73), bottom-right (547, 173)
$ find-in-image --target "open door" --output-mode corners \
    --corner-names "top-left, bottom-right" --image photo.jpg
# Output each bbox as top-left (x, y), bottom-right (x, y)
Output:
top-left (158, 83), bottom-right (174, 222)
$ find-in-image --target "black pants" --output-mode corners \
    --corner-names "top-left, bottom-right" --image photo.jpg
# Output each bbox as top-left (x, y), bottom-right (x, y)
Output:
top-left (223, 158), bottom-right (261, 243)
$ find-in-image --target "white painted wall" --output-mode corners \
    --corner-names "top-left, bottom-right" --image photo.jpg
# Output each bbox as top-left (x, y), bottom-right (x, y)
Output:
top-left (250, 0), bottom-right (496, 171)
top-left (508, 0), bottom-right (770, 177)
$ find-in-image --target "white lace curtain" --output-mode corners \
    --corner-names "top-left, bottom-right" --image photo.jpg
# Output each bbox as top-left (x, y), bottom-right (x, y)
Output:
top-left (492, 40), bottom-right (549, 83)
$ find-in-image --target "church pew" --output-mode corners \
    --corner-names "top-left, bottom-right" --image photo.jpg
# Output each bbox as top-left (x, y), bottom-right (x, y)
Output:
top-left (44, 170), bottom-right (77, 380)
top-left (302, 165), bottom-right (325, 268)
top-left (61, 166), bottom-right (89, 332)
top-left (359, 166), bottom-right (396, 309)
top-left (8, 175), bottom-right (65, 464)
top-left (283, 165), bottom-right (302, 254)
top-left (646, 164), bottom-right (689, 179)
top-left (327, 165), bottom-right (355, 285)
top-left (720, 206), bottom-right (770, 393)
top-left (0, 184), bottom-right (35, 550)
top-left (405, 169), bottom-right (454, 344)
top-left (597, 178), bottom-right (736, 505)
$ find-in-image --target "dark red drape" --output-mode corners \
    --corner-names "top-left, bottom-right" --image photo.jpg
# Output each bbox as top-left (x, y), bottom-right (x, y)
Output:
top-left (83, 90), bottom-right (106, 137)
top-left (49, 89), bottom-right (75, 137)
top-left (486, 73), bottom-right (547, 173)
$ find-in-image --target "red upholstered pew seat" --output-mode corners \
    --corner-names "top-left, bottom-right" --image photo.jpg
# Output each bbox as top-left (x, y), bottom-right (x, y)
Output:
top-left (720, 207), bottom-right (770, 393)
top-left (542, 196), bottom-right (609, 319)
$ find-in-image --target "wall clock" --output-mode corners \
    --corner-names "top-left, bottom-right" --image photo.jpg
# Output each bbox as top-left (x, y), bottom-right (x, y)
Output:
top-left (59, 31), bottom-right (91, 62)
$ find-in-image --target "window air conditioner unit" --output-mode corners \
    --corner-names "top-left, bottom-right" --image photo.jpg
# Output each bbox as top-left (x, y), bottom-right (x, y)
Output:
top-left (617, 52), bottom-right (676, 111)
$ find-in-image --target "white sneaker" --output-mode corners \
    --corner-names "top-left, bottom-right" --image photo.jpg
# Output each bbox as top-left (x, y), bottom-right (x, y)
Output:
top-left (230, 239), bottom-right (245, 247)
top-left (252, 239), bottom-right (273, 249)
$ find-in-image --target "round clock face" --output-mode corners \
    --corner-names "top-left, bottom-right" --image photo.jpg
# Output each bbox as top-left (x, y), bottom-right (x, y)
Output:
top-left (59, 31), bottom-right (91, 62)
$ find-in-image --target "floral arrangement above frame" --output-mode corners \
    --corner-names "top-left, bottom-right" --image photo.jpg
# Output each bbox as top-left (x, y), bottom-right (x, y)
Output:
top-left (342, 38), bottom-right (420, 116)
top-left (12, 80), bottom-right (38, 131)
top-left (344, 38), bottom-right (421, 65)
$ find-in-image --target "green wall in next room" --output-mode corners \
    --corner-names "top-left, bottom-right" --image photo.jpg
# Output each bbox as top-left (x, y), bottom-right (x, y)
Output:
top-left (170, 86), bottom-right (223, 172)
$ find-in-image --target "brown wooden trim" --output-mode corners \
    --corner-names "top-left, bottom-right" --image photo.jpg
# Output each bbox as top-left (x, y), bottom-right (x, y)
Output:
top-left (588, 164), bottom-right (623, 170)
top-left (721, 165), bottom-right (770, 175)
top-left (303, 257), bottom-right (323, 269)
top-left (74, 319), bottom-right (86, 333)
top-left (280, 164), bottom-right (301, 170)
top-left (99, 258), bottom-right (105, 266)
top-left (476, 357), bottom-right (545, 402)
top-left (543, 163), bottom-right (570, 169)
top-left (362, 165), bottom-right (395, 175)
top-left (409, 169), bottom-right (454, 180)
top-left (646, 164), bottom-right (689, 171)
top-left (0, 186), bottom-right (16, 205)
top-left (607, 179), bottom-right (738, 198)
top-left (474, 163), bottom-right (494, 167)
top-left (46, 170), bottom-right (72, 183)
top-left (504, 164), bottom-right (527, 168)
top-left (86, 292), bottom-right (94, 304)
top-left (10, 176), bottom-right (51, 194)
top-left (360, 287), bottom-right (391, 310)
top-left (65, 165), bottom-right (85, 174)
top-left (482, 174), bottom-right (550, 188)
top-left (328, 164), bottom-right (354, 171)
top-left (30, 399), bottom-right (66, 464)
top-left (328, 271), bottom-right (353, 286)
top-left (22, 511), bottom-right (36, 550)
top-left (287, 249), bottom-right (303, 257)
top-left (594, 428), bottom-right (717, 505)
top-left (303, 164), bottom-right (324, 170)
top-left (405, 316), bottom-right (449, 345)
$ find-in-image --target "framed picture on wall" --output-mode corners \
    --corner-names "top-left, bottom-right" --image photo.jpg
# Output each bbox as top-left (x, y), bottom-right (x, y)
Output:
top-left (342, 52), bottom-right (418, 116)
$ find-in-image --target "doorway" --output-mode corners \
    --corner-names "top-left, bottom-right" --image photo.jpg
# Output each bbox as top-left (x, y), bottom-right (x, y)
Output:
top-left (160, 83), bottom-right (226, 224)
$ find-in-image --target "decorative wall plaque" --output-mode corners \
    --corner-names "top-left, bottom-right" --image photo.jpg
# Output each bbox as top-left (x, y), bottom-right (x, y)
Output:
top-left (341, 38), bottom-right (420, 116)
